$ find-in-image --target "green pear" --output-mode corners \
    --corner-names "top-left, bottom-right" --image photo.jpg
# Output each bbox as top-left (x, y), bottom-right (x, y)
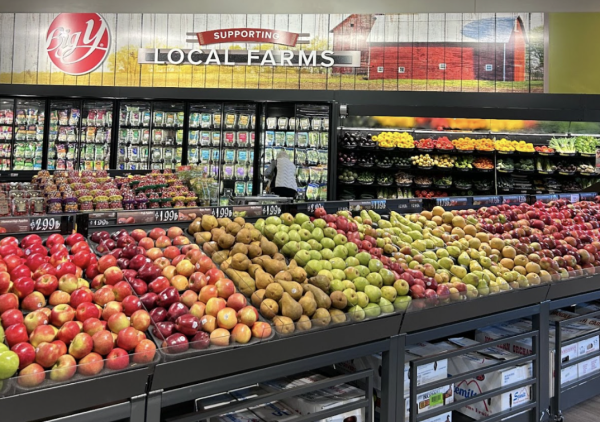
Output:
top-left (344, 267), bottom-right (360, 281)
top-left (356, 252), bottom-right (371, 266)
top-left (294, 250), bottom-right (311, 267)
top-left (301, 221), bottom-right (315, 232)
top-left (323, 227), bottom-right (337, 239)
top-left (299, 241), bottom-right (311, 251)
top-left (379, 269), bottom-right (396, 286)
top-left (265, 216), bottom-right (282, 226)
top-left (305, 260), bottom-right (323, 277)
top-left (353, 277), bottom-right (369, 292)
top-left (299, 229), bottom-right (312, 242)
top-left (294, 213), bottom-right (310, 225)
top-left (364, 303), bottom-right (381, 318)
top-left (312, 228), bottom-right (324, 242)
top-left (307, 239), bottom-right (323, 251)
top-left (288, 230), bottom-right (301, 242)
top-left (309, 250), bottom-right (322, 261)
top-left (320, 238), bottom-right (335, 249)
top-left (366, 272), bottom-right (383, 288)
top-left (318, 270), bottom-right (334, 281)
top-left (356, 265), bottom-right (370, 278)
top-left (458, 252), bottom-right (471, 266)
top-left (329, 257), bottom-right (346, 270)
top-left (364, 285), bottom-right (382, 303)
top-left (273, 232), bottom-right (289, 248)
top-left (264, 224), bottom-right (278, 240)
top-left (344, 289), bottom-right (359, 306)
top-left (346, 242), bottom-right (359, 257)
top-left (393, 296), bottom-right (412, 311)
top-left (333, 234), bottom-right (348, 246)
top-left (356, 292), bottom-right (369, 308)
top-left (280, 213), bottom-right (294, 226)
top-left (320, 260), bottom-right (332, 271)
top-left (394, 279), bottom-right (410, 296)
top-left (331, 269), bottom-right (346, 280)
top-left (278, 225), bottom-right (289, 233)
top-left (343, 280), bottom-right (356, 290)
top-left (313, 218), bottom-right (327, 229)
top-left (345, 257), bottom-right (359, 267)
top-left (289, 224), bottom-right (301, 232)
top-left (348, 305), bottom-right (365, 321)
top-left (368, 259), bottom-right (384, 273)
top-left (320, 248), bottom-right (334, 260)
top-left (330, 279), bottom-right (345, 292)
top-left (379, 297), bottom-right (394, 313)
top-left (381, 286), bottom-right (397, 302)
top-left (333, 245), bottom-right (348, 259)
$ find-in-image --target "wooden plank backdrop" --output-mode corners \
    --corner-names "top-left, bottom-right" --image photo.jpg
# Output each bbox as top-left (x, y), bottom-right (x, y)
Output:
top-left (0, 12), bottom-right (544, 92)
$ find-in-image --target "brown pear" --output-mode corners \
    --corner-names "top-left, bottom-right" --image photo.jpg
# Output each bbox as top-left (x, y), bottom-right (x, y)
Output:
top-left (289, 267), bottom-right (307, 283)
top-left (279, 292), bottom-right (303, 321)
top-left (303, 284), bottom-right (331, 309)
top-left (255, 270), bottom-right (274, 290)
top-left (244, 223), bottom-right (254, 230)
top-left (248, 264), bottom-right (263, 278)
top-left (288, 259), bottom-right (298, 270)
top-left (211, 250), bottom-right (230, 265)
top-left (194, 231), bottom-right (211, 245)
top-left (276, 280), bottom-right (303, 300)
top-left (201, 214), bottom-right (218, 231)
top-left (225, 221), bottom-right (242, 235)
top-left (262, 259), bottom-right (287, 276)
top-left (311, 308), bottom-right (331, 327)
top-left (226, 269), bottom-right (255, 296)
top-left (260, 237), bottom-right (278, 257)
top-left (211, 227), bottom-right (225, 243)
top-left (251, 289), bottom-right (266, 307)
top-left (220, 257), bottom-right (232, 271)
top-left (274, 271), bottom-right (292, 282)
top-left (330, 291), bottom-right (348, 310)
top-left (298, 291), bottom-right (317, 316)
top-left (273, 316), bottom-right (295, 334)
top-left (229, 243), bottom-right (249, 257)
top-left (248, 244), bottom-right (262, 259)
top-left (233, 217), bottom-right (246, 226)
top-left (252, 255), bottom-right (271, 266)
top-left (265, 283), bottom-right (284, 302)
top-left (308, 275), bottom-right (331, 293)
top-left (217, 233), bottom-right (235, 249)
top-left (250, 229), bottom-right (262, 242)
top-left (272, 253), bottom-right (286, 262)
top-left (329, 309), bottom-right (347, 324)
top-left (260, 299), bottom-right (279, 319)
top-left (217, 217), bottom-right (232, 228)
top-left (296, 315), bottom-right (312, 331)
top-left (202, 241), bottom-right (219, 256)
top-left (230, 253), bottom-right (251, 271)
top-left (236, 228), bottom-right (252, 244)
top-left (188, 218), bottom-right (202, 234)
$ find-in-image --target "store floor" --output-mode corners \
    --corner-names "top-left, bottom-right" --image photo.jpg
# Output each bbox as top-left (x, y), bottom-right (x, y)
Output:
top-left (563, 396), bottom-right (600, 421)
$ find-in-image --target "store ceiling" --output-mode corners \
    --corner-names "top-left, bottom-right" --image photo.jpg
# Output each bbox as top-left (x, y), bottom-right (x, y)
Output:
top-left (2, 0), bottom-right (600, 13)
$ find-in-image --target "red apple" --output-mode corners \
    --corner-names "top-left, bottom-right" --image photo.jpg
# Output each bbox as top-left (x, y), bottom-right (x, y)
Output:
top-left (82, 318), bottom-right (105, 336)
top-left (130, 309), bottom-right (151, 332)
top-left (216, 307), bottom-right (237, 330)
top-left (133, 339), bottom-right (156, 364)
top-left (18, 363), bottom-right (46, 387)
top-left (189, 302), bottom-right (206, 319)
top-left (156, 236), bottom-right (172, 249)
top-left (0, 292), bottom-right (18, 313)
top-left (92, 330), bottom-right (114, 355)
top-left (76, 302), bottom-right (101, 322)
top-left (35, 274), bottom-right (58, 296)
top-left (237, 306), bottom-right (258, 327)
top-left (49, 354), bottom-right (77, 381)
top-left (210, 328), bottom-right (230, 346)
top-left (30, 324), bottom-right (58, 347)
top-left (68, 332), bottom-right (94, 359)
top-left (188, 272), bottom-right (208, 292)
top-left (58, 274), bottom-right (78, 294)
top-left (49, 290), bottom-right (71, 306)
top-left (70, 287), bottom-right (93, 309)
top-left (146, 248), bottom-right (163, 261)
top-left (251, 321), bottom-right (272, 339)
top-left (24, 310), bottom-right (50, 334)
top-left (1, 308), bottom-right (24, 328)
top-left (57, 321), bottom-right (81, 345)
top-left (231, 323), bottom-right (252, 344)
top-left (98, 255), bottom-right (118, 273)
top-left (130, 229), bottom-right (148, 242)
top-left (180, 290), bottom-right (198, 308)
top-left (13, 276), bottom-right (34, 299)
top-left (149, 276), bottom-right (170, 294)
top-left (35, 341), bottom-right (61, 368)
top-left (199, 285), bottom-right (218, 304)
top-left (190, 331), bottom-right (210, 350)
top-left (12, 342), bottom-right (36, 369)
top-left (148, 228), bottom-right (166, 240)
top-left (112, 280), bottom-right (132, 302)
top-left (215, 279), bottom-right (235, 299)
top-left (117, 326), bottom-right (141, 351)
top-left (78, 352), bottom-right (104, 375)
top-left (162, 333), bottom-right (189, 354)
top-left (50, 304), bottom-right (76, 328)
top-left (130, 278), bottom-right (148, 296)
top-left (108, 312), bottom-right (130, 334)
top-left (93, 286), bottom-right (116, 306)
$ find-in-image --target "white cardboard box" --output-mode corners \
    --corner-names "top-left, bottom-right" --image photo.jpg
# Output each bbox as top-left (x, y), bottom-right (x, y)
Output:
top-left (210, 411), bottom-right (261, 422)
top-left (578, 336), bottom-right (600, 357)
top-left (578, 356), bottom-right (600, 379)
top-left (397, 399), bottom-right (452, 422)
top-left (248, 402), bottom-right (298, 422)
top-left (448, 350), bottom-right (532, 420)
top-left (416, 384), bottom-right (454, 414)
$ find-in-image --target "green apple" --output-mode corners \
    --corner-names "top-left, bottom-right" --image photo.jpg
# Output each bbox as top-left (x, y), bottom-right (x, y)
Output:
top-left (290, 224), bottom-right (301, 232)
top-left (329, 257), bottom-right (346, 270)
top-left (320, 238), bottom-right (335, 249)
top-left (273, 232), bottom-right (290, 248)
top-left (380, 269), bottom-right (396, 286)
top-left (288, 230), bottom-right (302, 242)
top-left (299, 229), bottom-right (312, 242)
top-left (280, 213), bottom-right (294, 226)
top-left (333, 245), bottom-right (348, 260)
top-left (264, 224), bottom-right (278, 240)
top-left (365, 285), bottom-right (382, 303)
top-left (312, 228), bottom-right (324, 242)
top-left (344, 289), bottom-right (359, 306)
top-left (320, 260), bottom-right (332, 271)
top-left (353, 277), bottom-right (369, 292)
top-left (394, 279), bottom-right (410, 296)
top-left (265, 216), bottom-right (282, 226)
top-left (307, 239), bottom-right (323, 251)
top-left (278, 224), bottom-right (289, 233)
top-left (364, 303), bottom-right (381, 318)
top-left (356, 265), bottom-right (370, 278)
top-left (309, 250), bottom-right (322, 261)
top-left (345, 257), bottom-right (360, 267)
top-left (323, 227), bottom-right (337, 239)
top-left (366, 272), bottom-right (383, 288)
top-left (330, 279), bottom-right (345, 292)
top-left (299, 241), bottom-right (312, 251)
top-left (381, 286), bottom-right (397, 302)
top-left (393, 296), bottom-right (412, 311)
top-left (294, 213), bottom-right (310, 225)
top-left (0, 350), bottom-right (19, 380)
top-left (333, 234), bottom-right (348, 246)
top-left (305, 260), bottom-right (323, 276)
top-left (368, 259), bottom-right (384, 273)
top-left (348, 305), bottom-right (365, 321)
top-left (346, 242), bottom-right (359, 257)
top-left (301, 221), bottom-right (315, 232)
top-left (320, 248), bottom-right (334, 260)
top-left (0, 325), bottom-right (4, 343)
top-left (344, 267), bottom-right (360, 281)
top-left (356, 292), bottom-right (369, 308)
top-left (0, 344), bottom-right (7, 353)
top-left (332, 269), bottom-right (346, 280)
top-left (356, 252), bottom-right (371, 266)
top-left (294, 250), bottom-right (312, 267)
top-left (313, 218), bottom-right (327, 229)
top-left (379, 298), bottom-right (394, 314)
top-left (318, 270), bottom-right (334, 281)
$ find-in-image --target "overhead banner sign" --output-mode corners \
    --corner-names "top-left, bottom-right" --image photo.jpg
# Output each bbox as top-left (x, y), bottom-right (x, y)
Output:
top-left (137, 48), bottom-right (360, 67)
top-left (191, 28), bottom-right (310, 47)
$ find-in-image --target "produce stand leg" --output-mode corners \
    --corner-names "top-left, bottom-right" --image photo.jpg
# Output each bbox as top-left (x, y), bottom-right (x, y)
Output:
top-left (381, 334), bottom-right (404, 422)
top-left (146, 390), bottom-right (163, 422)
top-left (130, 394), bottom-right (148, 422)
top-left (537, 301), bottom-right (551, 422)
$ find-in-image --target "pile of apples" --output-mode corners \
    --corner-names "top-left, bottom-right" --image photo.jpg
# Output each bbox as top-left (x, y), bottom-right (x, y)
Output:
top-left (0, 233), bottom-right (156, 389)
top-left (88, 226), bottom-right (271, 353)
top-left (90, 227), bottom-right (191, 255)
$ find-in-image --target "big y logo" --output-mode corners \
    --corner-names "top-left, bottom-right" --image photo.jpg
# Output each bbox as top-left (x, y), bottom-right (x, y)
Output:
top-left (46, 13), bottom-right (110, 75)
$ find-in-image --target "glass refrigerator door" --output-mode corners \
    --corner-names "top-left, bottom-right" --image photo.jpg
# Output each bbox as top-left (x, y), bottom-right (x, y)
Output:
top-left (0, 99), bottom-right (14, 171)
top-left (116, 101), bottom-right (151, 170)
top-left (14, 99), bottom-right (46, 171)
top-left (81, 100), bottom-right (114, 171)
top-left (295, 104), bottom-right (330, 202)
top-left (150, 102), bottom-right (185, 170)
top-left (188, 102), bottom-right (222, 169)
top-left (221, 104), bottom-right (256, 198)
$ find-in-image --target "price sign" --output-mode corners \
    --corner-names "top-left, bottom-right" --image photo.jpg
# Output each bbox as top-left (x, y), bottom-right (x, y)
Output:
top-left (349, 201), bottom-right (371, 211)
top-left (409, 199), bottom-right (423, 211)
top-left (212, 206), bottom-right (233, 219)
top-left (89, 219), bottom-right (110, 227)
top-left (558, 193), bottom-right (580, 203)
top-left (154, 209), bottom-right (179, 223)
top-left (472, 196), bottom-right (501, 206)
top-left (534, 194), bottom-right (558, 203)
top-left (337, 204), bottom-right (350, 212)
top-left (305, 202), bottom-right (325, 214)
top-left (262, 204), bottom-right (282, 217)
top-left (502, 195), bottom-right (527, 205)
top-left (435, 197), bottom-right (469, 208)
top-left (371, 200), bottom-right (387, 211)
top-left (89, 212), bottom-right (117, 227)
top-left (29, 216), bottom-right (61, 232)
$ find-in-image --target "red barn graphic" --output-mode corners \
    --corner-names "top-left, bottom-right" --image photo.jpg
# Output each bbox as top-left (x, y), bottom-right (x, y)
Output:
top-left (331, 14), bottom-right (528, 82)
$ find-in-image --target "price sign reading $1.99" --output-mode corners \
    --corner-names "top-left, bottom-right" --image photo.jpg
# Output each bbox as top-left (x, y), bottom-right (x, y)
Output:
top-left (212, 206), bottom-right (233, 219)
top-left (154, 209), bottom-right (179, 223)
top-left (262, 204), bottom-right (282, 217)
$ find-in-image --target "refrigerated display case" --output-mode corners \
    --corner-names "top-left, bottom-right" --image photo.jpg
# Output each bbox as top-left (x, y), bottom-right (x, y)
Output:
top-left (49, 100), bottom-right (81, 171)
top-left (260, 103), bottom-right (331, 201)
top-left (0, 98), bottom-right (13, 171)
top-left (150, 101), bottom-right (184, 170)
top-left (117, 101), bottom-right (151, 171)
top-left (13, 99), bottom-right (45, 171)
top-left (80, 100), bottom-right (113, 171)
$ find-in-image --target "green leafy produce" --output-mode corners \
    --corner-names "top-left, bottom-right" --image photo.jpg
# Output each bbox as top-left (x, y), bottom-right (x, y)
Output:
top-left (549, 137), bottom-right (576, 153)
top-left (574, 136), bottom-right (599, 154)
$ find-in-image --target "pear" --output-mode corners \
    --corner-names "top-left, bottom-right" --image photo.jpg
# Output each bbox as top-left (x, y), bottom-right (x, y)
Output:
top-left (299, 291), bottom-right (317, 316)
top-left (312, 308), bottom-right (331, 327)
top-left (273, 316), bottom-right (295, 334)
top-left (330, 291), bottom-right (348, 310)
top-left (289, 267), bottom-right (307, 283)
top-left (296, 315), bottom-right (312, 331)
top-left (260, 299), bottom-right (279, 319)
top-left (262, 259), bottom-right (287, 276)
top-left (329, 309), bottom-right (347, 324)
top-left (230, 253), bottom-right (251, 271)
top-left (279, 292), bottom-right (303, 321)
top-left (265, 283), bottom-right (284, 301)
top-left (226, 269), bottom-right (255, 296)
top-left (303, 284), bottom-right (332, 309)
top-left (276, 280), bottom-right (304, 300)
top-left (274, 271), bottom-right (293, 282)
top-left (308, 275), bottom-right (331, 292)
top-left (251, 289), bottom-right (266, 307)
